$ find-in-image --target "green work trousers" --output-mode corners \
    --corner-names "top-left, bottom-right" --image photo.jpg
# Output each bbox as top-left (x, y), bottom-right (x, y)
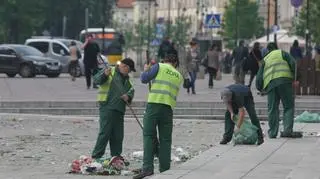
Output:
top-left (92, 102), bottom-right (124, 158)
top-left (223, 94), bottom-right (263, 140)
top-left (142, 103), bottom-right (173, 173)
top-left (267, 83), bottom-right (294, 138)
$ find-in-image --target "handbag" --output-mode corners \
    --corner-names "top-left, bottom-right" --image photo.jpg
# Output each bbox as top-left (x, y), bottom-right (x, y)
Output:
top-left (201, 55), bottom-right (208, 67)
top-left (183, 78), bottom-right (191, 88)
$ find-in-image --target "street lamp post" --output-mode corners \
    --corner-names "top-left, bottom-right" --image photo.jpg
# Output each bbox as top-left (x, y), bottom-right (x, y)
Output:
top-left (306, 0), bottom-right (310, 56)
top-left (102, 0), bottom-right (106, 53)
top-left (235, 0), bottom-right (239, 46)
top-left (273, 0), bottom-right (278, 44)
top-left (147, 0), bottom-right (151, 63)
top-left (167, 0), bottom-right (171, 36)
top-left (267, 0), bottom-right (270, 42)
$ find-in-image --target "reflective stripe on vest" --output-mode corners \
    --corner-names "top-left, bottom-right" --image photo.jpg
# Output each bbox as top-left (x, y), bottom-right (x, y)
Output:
top-left (97, 67), bottom-right (116, 101)
top-left (147, 63), bottom-right (182, 109)
top-left (263, 50), bottom-right (293, 89)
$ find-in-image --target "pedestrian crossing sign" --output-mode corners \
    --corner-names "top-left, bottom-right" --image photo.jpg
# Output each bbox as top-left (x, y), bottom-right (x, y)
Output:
top-left (205, 14), bottom-right (221, 29)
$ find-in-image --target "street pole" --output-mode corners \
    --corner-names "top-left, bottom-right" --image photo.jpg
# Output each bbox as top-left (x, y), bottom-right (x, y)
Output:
top-left (62, 16), bottom-right (67, 38)
top-left (85, 8), bottom-right (89, 34)
top-left (306, 0), bottom-right (310, 56)
top-left (147, 0), bottom-right (151, 64)
top-left (167, 0), bottom-right (171, 36)
top-left (235, 0), bottom-right (239, 46)
top-left (267, 0), bottom-right (270, 42)
top-left (274, 0), bottom-right (278, 44)
top-left (102, 0), bottom-right (106, 53)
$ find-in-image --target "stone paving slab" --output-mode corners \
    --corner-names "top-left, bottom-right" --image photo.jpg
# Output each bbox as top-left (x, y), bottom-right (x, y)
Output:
top-left (1, 74), bottom-right (319, 102)
top-left (152, 123), bottom-right (320, 179)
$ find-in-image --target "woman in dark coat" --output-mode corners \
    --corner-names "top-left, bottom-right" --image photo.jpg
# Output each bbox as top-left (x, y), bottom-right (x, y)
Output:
top-left (247, 42), bottom-right (262, 88)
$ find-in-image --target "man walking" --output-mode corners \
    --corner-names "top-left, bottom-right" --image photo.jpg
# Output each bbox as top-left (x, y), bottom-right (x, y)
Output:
top-left (256, 42), bottom-right (302, 138)
top-left (220, 84), bottom-right (264, 145)
top-left (91, 58), bottom-right (136, 159)
top-left (83, 34), bottom-right (100, 89)
top-left (231, 40), bottom-right (249, 84)
top-left (133, 54), bottom-right (183, 179)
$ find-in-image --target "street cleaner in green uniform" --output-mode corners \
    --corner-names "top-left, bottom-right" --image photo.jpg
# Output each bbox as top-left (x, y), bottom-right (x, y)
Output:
top-left (133, 54), bottom-right (183, 179)
top-left (91, 58), bottom-right (136, 159)
top-left (220, 84), bottom-right (264, 145)
top-left (256, 42), bottom-right (302, 138)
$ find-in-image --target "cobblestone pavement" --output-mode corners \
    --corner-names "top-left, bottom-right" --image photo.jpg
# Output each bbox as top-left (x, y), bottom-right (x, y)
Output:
top-left (0, 73), bottom-right (264, 102)
top-left (1, 113), bottom-right (267, 179)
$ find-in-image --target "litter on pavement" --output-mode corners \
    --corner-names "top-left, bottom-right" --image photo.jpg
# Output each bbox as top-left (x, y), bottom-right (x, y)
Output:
top-left (295, 111), bottom-right (320, 123)
top-left (68, 155), bottom-right (130, 175)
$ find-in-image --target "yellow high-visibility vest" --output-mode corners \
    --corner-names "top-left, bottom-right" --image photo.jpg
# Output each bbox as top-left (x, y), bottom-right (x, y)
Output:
top-left (147, 63), bottom-right (183, 109)
top-left (263, 50), bottom-right (293, 89)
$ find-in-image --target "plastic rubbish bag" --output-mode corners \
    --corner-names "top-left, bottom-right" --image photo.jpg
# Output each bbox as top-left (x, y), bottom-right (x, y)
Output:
top-left (295, 111), bottom-right (320, 123)
top-left (232, 116), bottom-right (258, 145)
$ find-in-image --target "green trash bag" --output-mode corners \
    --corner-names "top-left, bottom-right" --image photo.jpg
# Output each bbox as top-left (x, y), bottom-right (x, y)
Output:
top-left (295, 111), bottom-right (320, 123)
top-left (232, 116), bottom-right (258, 145)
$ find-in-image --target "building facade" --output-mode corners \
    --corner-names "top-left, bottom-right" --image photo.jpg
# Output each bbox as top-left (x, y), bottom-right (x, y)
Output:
top-left (114, 0), bottom-right (135, 28)
top-left (257, 0), bottom-right (295, 31)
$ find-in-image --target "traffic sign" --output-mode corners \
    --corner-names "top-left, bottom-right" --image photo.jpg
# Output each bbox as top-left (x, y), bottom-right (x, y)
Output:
top-left (272, 25), bottom-right (280, 33)
top-left (205, 14), bottom-right (221, 29)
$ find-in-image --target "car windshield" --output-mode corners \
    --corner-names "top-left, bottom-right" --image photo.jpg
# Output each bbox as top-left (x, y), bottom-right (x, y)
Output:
top-left (58, 39), bottom-right (83, 51)
top-left (14, 46), bottom-right (44, 56)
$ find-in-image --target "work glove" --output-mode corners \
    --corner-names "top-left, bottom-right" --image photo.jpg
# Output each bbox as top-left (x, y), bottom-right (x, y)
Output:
top-left (120, 94), bottom-right (129, 103)
top-left (234, 125), bottom-right (241, 134)
top-left (104, 68), bottom-right (112, 76)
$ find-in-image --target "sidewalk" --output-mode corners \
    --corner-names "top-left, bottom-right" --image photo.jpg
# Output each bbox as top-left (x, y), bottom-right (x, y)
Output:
top-left (152, 123), bottom-right (320, 179)
top-left (0, 74), bottom-right (319, 103)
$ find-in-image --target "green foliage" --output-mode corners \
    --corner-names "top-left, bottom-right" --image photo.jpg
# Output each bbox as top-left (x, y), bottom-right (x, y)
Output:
top-left (170, 16), bottom-right (192, 47)
top-left (0, 0), bottom-right (116, 43)
top-left (114, 15), bottom-right (191, 57)
top-left (294, 0), bottom-right (320, 44)
top-left (222, 0), bottom-right (264, 43)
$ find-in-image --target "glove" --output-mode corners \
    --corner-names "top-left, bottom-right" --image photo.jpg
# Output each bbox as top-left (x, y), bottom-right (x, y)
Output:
top-left (234, 126), bottom-right (241, 133)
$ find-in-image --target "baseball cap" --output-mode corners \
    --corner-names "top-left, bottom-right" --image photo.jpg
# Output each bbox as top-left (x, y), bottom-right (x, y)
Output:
top-left (221, 88), bottom-right (232, 103)
top-left (121, 58), bottom-right (136, 72)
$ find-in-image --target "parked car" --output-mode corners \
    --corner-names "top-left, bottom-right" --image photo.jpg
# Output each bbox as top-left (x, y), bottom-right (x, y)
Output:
top-left (25, 37), bottom-right (109, 76)
top-left (0, 44), bottom-right (62, 78)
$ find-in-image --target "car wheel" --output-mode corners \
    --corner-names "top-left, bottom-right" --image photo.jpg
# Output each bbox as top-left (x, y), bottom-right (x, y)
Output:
top-left (19, 64), bottom-right (34, 78)
top-left (6, 73), bottom-right (16, 78)
top-left (47, 73), bottom-right (60, 78)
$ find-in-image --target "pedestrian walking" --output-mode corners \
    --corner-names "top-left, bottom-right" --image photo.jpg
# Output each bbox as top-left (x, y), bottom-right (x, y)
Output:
top-left (83, 34), bottom-right (100, 89)
top-left (232, 40), bottom-right (249, 84)
top-left (133, 54), bottom-right (183, 179)
top-left (256, 42), bottom-right (303, 138)
top-left (290, 40), bottom-right (303, 61)
top-left (219, 84), bottom-right (264, 145)
top-left (206, 44), bottom-right (220, 88)
top-left (185, 41), bottom-right (200, 94)
top-left (247, 42), bottom-right (263, 88)
top-left (91, 58), bottom-right (136, 159)
top-left (68, 41), bottom-right (81, 81)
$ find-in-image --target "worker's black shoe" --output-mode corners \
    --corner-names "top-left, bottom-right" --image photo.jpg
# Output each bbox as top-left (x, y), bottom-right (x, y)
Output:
top-left (219, 138), bottom-right (231, 145)
top-left (257, 137), bottom-right (264, 145)
top-left (257, 130), bottom-right (264, 145)
top-left (132, 170), bottom-right (154, 179)
top-left (132, 168), bottom-right (142, 174)
top-left (280, 131), bottom-right (303, 138)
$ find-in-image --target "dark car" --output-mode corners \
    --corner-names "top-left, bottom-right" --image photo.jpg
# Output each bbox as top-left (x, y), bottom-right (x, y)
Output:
top-left (0, 44), bottom-right (62, 78)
